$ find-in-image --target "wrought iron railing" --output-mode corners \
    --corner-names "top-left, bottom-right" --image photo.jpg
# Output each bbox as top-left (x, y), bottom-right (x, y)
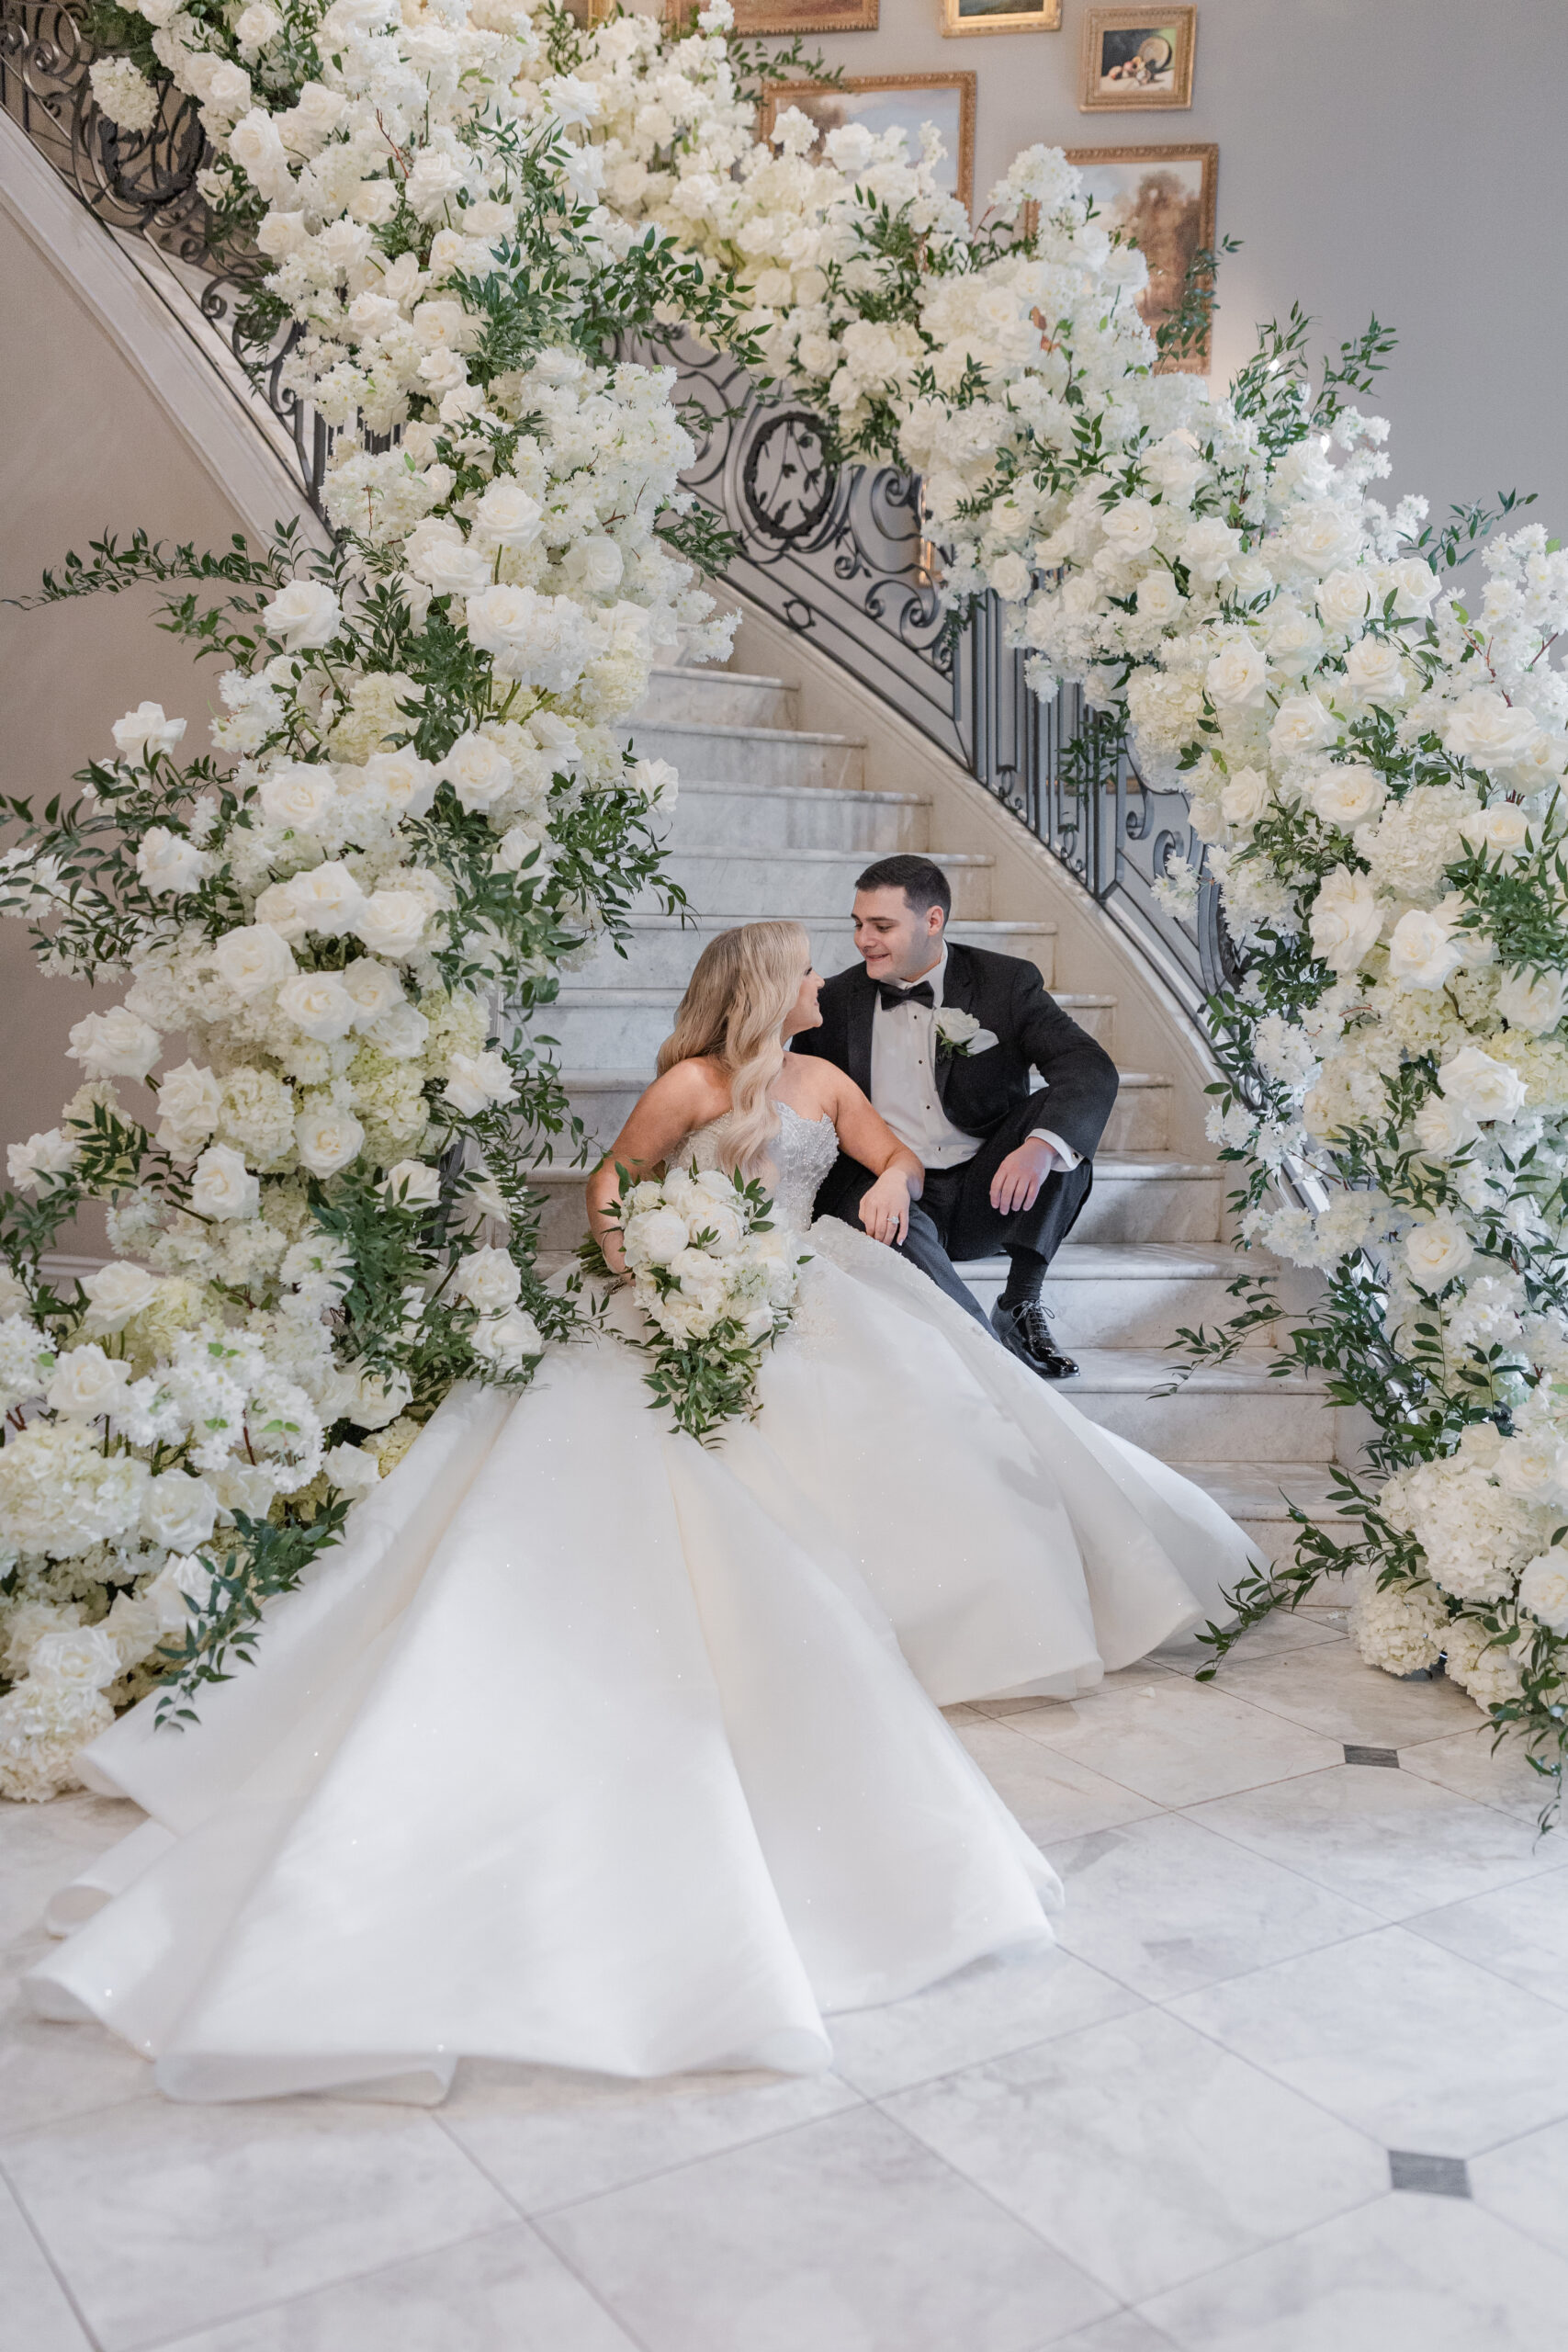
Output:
top-left (2, 0), bottom-right (1230, 1022)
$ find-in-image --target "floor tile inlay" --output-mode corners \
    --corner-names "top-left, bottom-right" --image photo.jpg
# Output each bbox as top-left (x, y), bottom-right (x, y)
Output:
top-left (1389, 2150), bottom-right (1472, 2197)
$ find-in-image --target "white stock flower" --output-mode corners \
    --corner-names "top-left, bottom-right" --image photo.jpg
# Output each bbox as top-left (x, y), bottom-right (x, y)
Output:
top-left (112, 701), bottom-right (186, 761)
top-left (189, 1143), bottom-right (260, 1220)
top-left (45, 1343), bottom-right (131, 1420)
top-left (294, 1104), bottom-right (366, 1178)
top-left (213, 923), bottom-right (296, 998)
top-left (1308, 866), bottom-right (1382, 975)
top-left (1404, 1216), bottom-right (1474, 1290)
top-left (456, 1247), bottom-right (522, 1312)
top-left (262, 580), bottom-right (343, 651)
top-left (141, 1469), bottom-right (219, 1553)
top-left (67, 1006), bottom-right (161, 1081)
top-left (135, 826), bottom-right (209, 895)
top-left (1438, 1044), bottom-right (1529, 1126)
top-left (1495, 967), bottom-right (1567, 1035)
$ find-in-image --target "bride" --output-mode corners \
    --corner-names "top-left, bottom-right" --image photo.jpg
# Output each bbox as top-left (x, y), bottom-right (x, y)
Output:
top-left (27, 922), bottom-right (1259, 2103)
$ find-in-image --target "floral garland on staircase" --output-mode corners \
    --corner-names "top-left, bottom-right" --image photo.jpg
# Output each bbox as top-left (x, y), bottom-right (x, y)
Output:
top-left (6, 0), bottom-right (1565, 1820)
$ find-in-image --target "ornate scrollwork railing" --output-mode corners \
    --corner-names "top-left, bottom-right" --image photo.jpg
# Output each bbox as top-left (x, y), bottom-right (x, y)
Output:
top-left (3, 2), bottom-right (1230, 1019)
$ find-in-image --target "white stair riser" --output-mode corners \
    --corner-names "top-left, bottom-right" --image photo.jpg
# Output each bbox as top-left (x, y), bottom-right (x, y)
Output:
top-left (651, 850), bottom-right (993, 921)
top-left (959, 1268), bottom-right (1276, 1348)
top-left (1071, 1171), bottom-right (1224, 1244)
top-left (572, 919), bottom-right (1057, 989)
top-left (1101, 1083), bottom-right (1170, 1154)
top-left (538, 992), bottom-right (1120, 1073)
top-left (661, 786), bottom-right (927, 854)
top-left (625, 723), bottom-right (864, 791)
top-left (1068, 1384), bottom-right (1336, 1462)
top-left (637, 673), bottom-right (797, 729)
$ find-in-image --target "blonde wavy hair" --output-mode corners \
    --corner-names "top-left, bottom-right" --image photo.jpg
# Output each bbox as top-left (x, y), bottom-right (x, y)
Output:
top-left (657, 921), bottom-right (810, 1176)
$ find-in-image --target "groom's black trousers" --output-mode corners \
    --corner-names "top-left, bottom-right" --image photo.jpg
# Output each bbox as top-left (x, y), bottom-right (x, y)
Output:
top-left (812, 1088), bottom-right (1095, 1329)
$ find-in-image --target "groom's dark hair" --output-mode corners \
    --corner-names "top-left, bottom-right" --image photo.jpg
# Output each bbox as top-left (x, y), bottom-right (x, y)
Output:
top-left (855, 854), bottom-right (952, 922)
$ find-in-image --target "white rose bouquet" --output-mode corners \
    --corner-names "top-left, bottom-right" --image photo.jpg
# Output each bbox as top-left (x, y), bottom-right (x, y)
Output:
top-left (585, 1165), bottom-right (805, 1444)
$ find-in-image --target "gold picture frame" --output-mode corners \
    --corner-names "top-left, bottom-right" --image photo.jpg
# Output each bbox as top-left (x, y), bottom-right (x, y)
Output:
top-left (940, 0), bottom-right (1061, 37)
top-left (760, 74), bottom-right (977, 212)
top-left (1066, 143), bottom-right (1217, 369)
top-left (674, 1), bottom-right (878, 31)
top-left (1078, 7), bottom-right (1197, 110)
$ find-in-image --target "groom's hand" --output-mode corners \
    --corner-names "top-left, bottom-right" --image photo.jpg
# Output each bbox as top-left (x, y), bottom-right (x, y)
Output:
top-left (990, 1136), bottom-right (1058, 1216)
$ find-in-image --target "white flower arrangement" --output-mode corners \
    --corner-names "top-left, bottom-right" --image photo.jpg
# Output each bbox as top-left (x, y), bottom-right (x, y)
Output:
top-left (592, 1165), bottom-right (803, 1444)
top-left (933, 1009), bottom-right (998, 1059)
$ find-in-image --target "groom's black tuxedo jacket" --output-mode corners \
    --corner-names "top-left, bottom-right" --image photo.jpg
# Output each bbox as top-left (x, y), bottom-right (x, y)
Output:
top-left (792, 941), bottom-right (1120, 1162)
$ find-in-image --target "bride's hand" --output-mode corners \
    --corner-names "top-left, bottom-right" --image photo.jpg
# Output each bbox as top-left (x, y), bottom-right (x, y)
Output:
top-left (858, 1170), bottom-right (911, 1248)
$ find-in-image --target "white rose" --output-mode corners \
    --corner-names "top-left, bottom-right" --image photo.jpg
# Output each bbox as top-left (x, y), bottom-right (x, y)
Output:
top-left (1308, 865), bottom-right (1382, 975)
top-left (189, 1143), bottom-right (261, 1220)
top-left (472, 481), bottom-right (543, 548)
top-left (1270, 694), bottom-right (1337, 762)
top-left (288, 861), bottom-right (367, 936)
top-left (1444, 691), bottom-right (1542, 775)
top-left (112, 701), bottom-right (186, 762)
top-left (1286, 503), bottom-right (1361, 574)
top-left (1265, 605), bottom-right (1324, 673)
top-left (436, 731), bottom-right (513, 812)
top-left (1181, 516), bottom-right (1242, 582)
top-left (406, 526), bottom-right (491, 600)
top-left (1100, 499), bottom-right (1158, 560)
top-left (1382, 558), bottom-right (1438, 617)
top-left (204, 60), bottom-right (252, 116)
top-left (468, 1306), bottom-right (543, 1369)
top-left (1205, 639), bottom-right (1269, 711)
top-left (228, 108), bottom-right (291, 190)
top-left (258, 762), bottom-right (336, 831)
top-left (141, 1468), bottom-right (220, 1553)
top-left (363, 750), bottom-right (438, 820)
top-left (1342, 635), bottom-right (1408, 705)
top-left (354, 890), bottom-right (428, 960)
top-left (1315, 569), bottom-right (1373, 631)
top-left (235, 2), bottom-right (280, 44)
top-left (277, 971), bottom-right (359, 1042)
top-left (46, 1342), bottom-right (132, 1420)
top-left (368, 1001), bottom-right (430, 1059)
top-left (7, 1130), bottom-right (78, 1191)
top-left (493, 825), bottom-right (553, 880)
top-left (1220, 769), bottom-right (1269, 826)
top-left (1497, 1442), bottom-right (1568, 1508)
top-left (1495, 966), bottom-right (1566, 1035)
top-left (142, 1550), bottom-right (214, 1636)
top-left (262, 579), bottom-right (343, 652)
top-left (1135, 571), bottom-right (1184, 621)
top-left (1308, 763), bottom-right (1386, 830)
top-left (1404, 1216), bottom-right (1474, 1290)
top-left (986, 552), bottom-right (1032, 604)
top-left (81, 1261), bottom-right (160, 1334)
top-left (1459, 803), bottom-right (1533, 860)
top-left (213, 922), bottom-right (296, 998)
top-left (629, 758), bottom-right (679, 809)
top-left (444, 1050), bottom-right (515, 1117)
top-left (321, 1442), bottom-right (381, 1501)
top-left (1387, 905), bottom-right (1465, 990)
top-left (564, 537), bottom-right (626, 596)
top-left (384, 1159), bottom-right (441, 1206)
top-left (1438, 1043), bottom-right (1529, 1125)
top-left (135, 826), bottom-right (209, 895)
top-left (340, 958), bottom-right (403, 1026)
top-left (28, 1623), bottom-right (122, 1691)
top-left (251, 880), bottom-right (309, 943)
top-left (294, 1104), bottom-right (366, 1179)
top-left (623, 1206), bottom-right (690, 1267)
top-left (1412, 1089), bottom-right (1479, 1156)
top-left (67, 1005), bottom-right (161, 1081)
top-left (343, 1363), bottom-right (413, 1430)
top-left (1517, 1552), bottom-right (1568, 1635)
top-left (456, 1246), bottom-right (523, 1312)
top-left (156, 1059), bottom-right (221, 1141)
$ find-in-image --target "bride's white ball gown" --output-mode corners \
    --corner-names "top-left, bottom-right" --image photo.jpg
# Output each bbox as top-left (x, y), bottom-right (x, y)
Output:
top-left (26, 1104), bottom-right (1261, 2103)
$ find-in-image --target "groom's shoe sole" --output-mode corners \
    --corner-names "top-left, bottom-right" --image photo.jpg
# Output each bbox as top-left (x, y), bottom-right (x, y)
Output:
top-left (988, 1304), bottom-right (1080, 1381)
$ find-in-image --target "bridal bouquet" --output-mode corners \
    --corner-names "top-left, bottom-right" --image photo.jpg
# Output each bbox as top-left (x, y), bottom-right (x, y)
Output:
top-left (588, 1166), bottom-right (803, 1444)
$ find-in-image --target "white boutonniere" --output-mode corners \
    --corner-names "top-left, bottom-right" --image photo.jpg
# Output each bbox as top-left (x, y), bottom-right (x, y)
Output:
top-left (934, 1008), bottom-right (998, 1058)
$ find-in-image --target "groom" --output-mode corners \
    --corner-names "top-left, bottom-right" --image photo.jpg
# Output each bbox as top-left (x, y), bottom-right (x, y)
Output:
top-left (792, 855), bottom-right (1120, 1379)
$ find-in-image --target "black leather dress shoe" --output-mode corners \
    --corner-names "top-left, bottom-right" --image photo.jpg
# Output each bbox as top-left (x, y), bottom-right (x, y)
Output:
top-left (989, 1298), bottom-right (1079, 1380)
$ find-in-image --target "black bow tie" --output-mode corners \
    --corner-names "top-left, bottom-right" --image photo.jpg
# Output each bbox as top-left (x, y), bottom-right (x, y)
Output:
top-left (875, 979), bottom-right (936, 1012)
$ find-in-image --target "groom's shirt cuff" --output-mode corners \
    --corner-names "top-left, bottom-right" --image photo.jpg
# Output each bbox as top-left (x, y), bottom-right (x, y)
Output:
top-left (1027, 1128), bottom-right (1080, 1170)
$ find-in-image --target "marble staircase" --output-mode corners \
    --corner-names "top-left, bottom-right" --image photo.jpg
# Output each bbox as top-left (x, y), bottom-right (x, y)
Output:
top-left (527, 664), bottom-right (1341, 1564)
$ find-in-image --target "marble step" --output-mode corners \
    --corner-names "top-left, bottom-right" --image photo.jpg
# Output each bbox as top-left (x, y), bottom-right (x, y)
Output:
top-left (1042, 1350), bottom-right (1335, 1459)
top-left (536, 989), bottom-right (1117, 1069)
top-left (1180, 1461), bottom-right (1357, 1566)
top-left (623, 718), bottom-right (864, 792)
top-left (1069, 1155), bottom-right (1227, 1244)
top-left (637, 667), bottom-right (797, 729)
top-left (651, 845), bottom-right (994, 921)
top-left (955, 1240), bottom-right (1295, 1348)
top-left (574, 915), bottom-right (1059, 989)
top-left (660, 780), bottom-right (928, 854)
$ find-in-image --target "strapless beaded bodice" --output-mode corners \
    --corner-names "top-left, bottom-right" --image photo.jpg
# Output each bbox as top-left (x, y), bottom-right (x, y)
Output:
top-left (683, 1100), bottom-right (839, 1234)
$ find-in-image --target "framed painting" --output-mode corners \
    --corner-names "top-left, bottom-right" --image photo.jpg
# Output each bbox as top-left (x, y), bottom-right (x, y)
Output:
top-left (760, 74), bottom-right (977, 210)
top-left (1078, 7), bottom-right (1196, 109)
top-left (684, 2), bottom-right (879, 30)
top-left (1066, 143), bottom-right (1217, 368)
top-left (940, 0), bottom-right (1060, 36)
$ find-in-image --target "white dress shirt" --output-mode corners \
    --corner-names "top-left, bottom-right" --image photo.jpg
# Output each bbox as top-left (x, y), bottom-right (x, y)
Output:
top-left (868, 948), bottom-right (1080, 1173)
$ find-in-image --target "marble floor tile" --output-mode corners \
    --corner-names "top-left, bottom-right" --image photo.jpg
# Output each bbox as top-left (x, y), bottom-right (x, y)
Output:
top-left (1053, 2319), bottom-right (1179, 2352)
top-left (997, 1674), bottom-right (1342, 1807)
top-left (1139, 2188), bottom-right (1568, 2351)
top-left (1398, 1724), bottom-right (1561, 1823)
top-left (1212, 1644), bottom-right (1477, 1748)
top-left (1047, 1813), bottom-right (1382, 2000)
top-left (0, 1933), bottom-right (155, 2137)
top-left (827, 1948), bottom-right (1142, 2099)
top-left (1150, 1618), bottom-right (1346, 1679)
top-left (0, 1792), bottom-right (142, 1949)
top-left (2, 2095), bottom-right (513, 2352)
top-left (886, 2007), bottom-right (1386, 2306)
top-left (1170, 1925), bottom-right (1568, 2157)
top-left (147, 2222), bottom-right (638, 2352)
top-left (537, 2103), bottom-right (1113, 2352)
top-left (1408, 1867), bottom-right (1568, 2011)
top-left (441, 2057), bottom-right (860, 2214)
top-left (1471, 2114), bottom-right (1568, 2263)
top-left (1189, 1762), bottom-right (1564, 1922)
top-left (0, 2174), bottom-right (91, 2352)
top-left (956, 1715), bottom-right (1161, 1841)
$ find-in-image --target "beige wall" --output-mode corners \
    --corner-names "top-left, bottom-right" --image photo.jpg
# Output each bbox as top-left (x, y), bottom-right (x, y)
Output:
top-left (763, 0), bottom-right (1568, 527)
top-left (0, 224), bottom-right (248, 1229)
